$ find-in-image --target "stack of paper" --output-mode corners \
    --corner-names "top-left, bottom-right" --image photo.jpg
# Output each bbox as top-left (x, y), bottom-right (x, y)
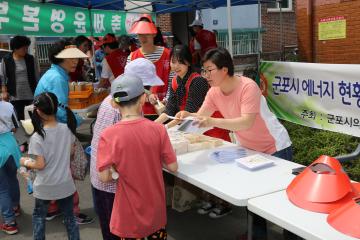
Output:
top-left (235, 154), bottom-right (275, 170)
top-left (209, 148), bottom-right (247, 163)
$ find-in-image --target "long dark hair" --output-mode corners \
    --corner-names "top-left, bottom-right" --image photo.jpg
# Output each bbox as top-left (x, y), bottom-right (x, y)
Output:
top-left (32, 92), bottom-right (76, 138)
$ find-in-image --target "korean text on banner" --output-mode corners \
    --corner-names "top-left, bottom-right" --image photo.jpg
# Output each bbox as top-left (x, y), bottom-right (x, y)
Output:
top-left (260, 61), bottom-right (360, 137)
top-left (0, 0), bottom-right (147, 37)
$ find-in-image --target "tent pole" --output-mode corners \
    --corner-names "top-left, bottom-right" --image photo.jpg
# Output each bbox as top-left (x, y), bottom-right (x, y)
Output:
top-left (257, 0), bottom-right (261, 80)
top-left (279, 0), bottom-right (283, 60)
top-left (88, 1), bottom-right (94, 37)
top-left (226, 0), bottom-right (233, 56)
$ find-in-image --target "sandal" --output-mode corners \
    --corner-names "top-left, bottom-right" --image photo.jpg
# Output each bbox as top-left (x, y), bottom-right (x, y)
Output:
top-left (208, 204), bottom-right (233, 218)
top-left (197, 201), bottom-right (216, 215)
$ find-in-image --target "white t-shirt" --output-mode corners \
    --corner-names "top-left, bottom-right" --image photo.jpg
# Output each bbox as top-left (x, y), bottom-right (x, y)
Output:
top-left (194, 39), bottom-right (201, 50)
top-left (100, 59), bottom-right (115, 83)
top-left (0, 101), bottom-right (18, 134)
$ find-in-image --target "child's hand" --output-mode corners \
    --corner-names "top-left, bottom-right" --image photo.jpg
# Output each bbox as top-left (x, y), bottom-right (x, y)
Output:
top-left (148, 94), bottom-right (158, 105)
top-left (19, 166), bottom-right (30, 179)
top-left (20, 157), bottom-right (27, 166)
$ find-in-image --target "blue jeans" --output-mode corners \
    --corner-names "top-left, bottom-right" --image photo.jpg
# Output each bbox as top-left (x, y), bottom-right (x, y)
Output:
top-left (33, 195), bottom-right (79, 240)
top-left (272, 145), bottom-right (293, 161)
top-left (0, 156), bottom-right (20, 224)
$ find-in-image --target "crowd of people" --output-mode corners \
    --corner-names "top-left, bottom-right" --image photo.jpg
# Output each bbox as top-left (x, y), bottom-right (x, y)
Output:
top-left (0, 14), bottom-right (297, 240)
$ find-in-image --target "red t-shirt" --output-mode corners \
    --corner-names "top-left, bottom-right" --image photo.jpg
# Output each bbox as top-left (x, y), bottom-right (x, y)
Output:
top-left (97, 118), bottom-right (177, 238)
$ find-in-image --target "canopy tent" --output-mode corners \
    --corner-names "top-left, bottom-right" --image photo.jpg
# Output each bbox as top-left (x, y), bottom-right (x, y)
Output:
top-left (41, 0), bottom-right (267, 13)
top-left (39, 0), bottom-right (277, 58)
top-left (34, 0), bottom-right (280, 71)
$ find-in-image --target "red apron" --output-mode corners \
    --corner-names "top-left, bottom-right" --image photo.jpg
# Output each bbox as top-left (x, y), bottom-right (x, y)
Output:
top-left (172, 73), bottom-right (231, 142)
top-left (105, 49), bottom-right (130, 78)
top-left (195, 29), bottom-right (218, 57)
top-left (131, 47), bottom-right (171, 115)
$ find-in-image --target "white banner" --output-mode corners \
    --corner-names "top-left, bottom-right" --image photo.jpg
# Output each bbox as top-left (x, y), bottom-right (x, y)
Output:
top-left (260, 61), bottom-right (360, 137)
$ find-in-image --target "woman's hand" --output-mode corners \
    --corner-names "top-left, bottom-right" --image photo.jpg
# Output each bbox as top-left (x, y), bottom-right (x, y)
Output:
top-left (195, 116), bottom-right (214, 128)
top-left (175, 110), bottom-right (191, 120)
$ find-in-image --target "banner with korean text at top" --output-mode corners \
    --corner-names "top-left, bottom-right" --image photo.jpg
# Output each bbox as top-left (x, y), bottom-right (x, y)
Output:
top-left (0, 0), bottom-right (148, 37)
top-left (260, 61), bottom-right (360, 137)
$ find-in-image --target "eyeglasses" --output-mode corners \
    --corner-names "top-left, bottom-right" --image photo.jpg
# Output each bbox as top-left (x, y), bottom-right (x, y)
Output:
top-left (201, 68), bottom-right (217, 77)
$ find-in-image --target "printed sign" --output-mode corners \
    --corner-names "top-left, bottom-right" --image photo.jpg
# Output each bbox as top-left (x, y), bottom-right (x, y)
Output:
top-left (319, 16), bottom-right (346, 40)
top-left (260, 61), bottom-right (360, 137)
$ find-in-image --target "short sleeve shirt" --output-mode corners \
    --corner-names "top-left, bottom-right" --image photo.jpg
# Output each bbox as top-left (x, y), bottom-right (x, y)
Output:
top-left (28, 123), bottom-right (76, 200)
top-left (0, 101), bottom-right (18, 134)
top-left (200, 76), bottom-right (291, 154)
top-left (97, 118), bottom-right (176, 238)
top-left (100, 59), bottom-right (115, 82)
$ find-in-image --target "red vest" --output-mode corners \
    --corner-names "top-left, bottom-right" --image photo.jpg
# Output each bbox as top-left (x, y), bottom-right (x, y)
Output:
top-left (105, 49), bottom-right (129, 78)
top-left (195, 29), bottom-right (218, 57)
top-left (171, 73), bottom-right (231, 142)
top-left (131, 47), bottom-right (171, 115)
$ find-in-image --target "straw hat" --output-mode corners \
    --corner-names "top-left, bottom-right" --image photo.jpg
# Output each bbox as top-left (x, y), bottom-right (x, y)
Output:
top-left (55, 45), bottom-right (88, 59)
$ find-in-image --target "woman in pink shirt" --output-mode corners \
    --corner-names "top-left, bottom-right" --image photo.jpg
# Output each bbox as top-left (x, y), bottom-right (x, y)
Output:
top-left (176, 47), bottom-right (295, 240)
top-left (177, 47), bottom-right (292, 158)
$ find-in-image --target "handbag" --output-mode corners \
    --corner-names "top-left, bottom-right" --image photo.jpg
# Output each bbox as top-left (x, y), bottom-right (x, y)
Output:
top-left (70, 137), bottom-right (88, 181)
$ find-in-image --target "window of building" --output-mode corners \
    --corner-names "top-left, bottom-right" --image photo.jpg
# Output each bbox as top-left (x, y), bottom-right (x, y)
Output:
top-left (267, 0), bottom-right (293, 12)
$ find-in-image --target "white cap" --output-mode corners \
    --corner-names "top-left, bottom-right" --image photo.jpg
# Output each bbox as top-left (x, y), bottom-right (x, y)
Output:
top-left (189, 19), bottom-right (203, 27)
top-left (125, 58), bottom-right (164, 86)
top-left (55, 45), bottom-right (88, 59)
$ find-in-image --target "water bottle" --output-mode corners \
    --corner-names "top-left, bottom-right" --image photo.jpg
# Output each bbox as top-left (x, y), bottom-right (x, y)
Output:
top-left (19, 167), bottom-right (33, 194)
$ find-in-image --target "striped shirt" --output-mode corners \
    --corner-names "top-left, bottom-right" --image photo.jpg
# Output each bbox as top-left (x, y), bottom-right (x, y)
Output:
top-left (90, 95), bottom-right (120, 193)
top-left (15, 59), bottom-right (33, 100)
top-left (127, 47), bottom-right (175, 100)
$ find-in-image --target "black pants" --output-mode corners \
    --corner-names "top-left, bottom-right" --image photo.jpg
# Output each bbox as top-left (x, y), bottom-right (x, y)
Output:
top-left (91, 186), bottom-right (119, 240)
top-left (11, 99), bottom-right (33, 120)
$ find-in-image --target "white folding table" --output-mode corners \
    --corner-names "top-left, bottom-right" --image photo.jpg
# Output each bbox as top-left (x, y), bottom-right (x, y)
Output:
top-left (173, 146), bottom-right (302, 206)
top-left (247, 190), bottom-right (358, 240)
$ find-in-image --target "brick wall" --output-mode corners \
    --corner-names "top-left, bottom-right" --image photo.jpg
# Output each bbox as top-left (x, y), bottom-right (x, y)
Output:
top-left (296, 0), bottom-right (360, 63)
top-left (156, 13), bottom-right (172, 33)
top-left (261, 1), bottom-right (298, 54)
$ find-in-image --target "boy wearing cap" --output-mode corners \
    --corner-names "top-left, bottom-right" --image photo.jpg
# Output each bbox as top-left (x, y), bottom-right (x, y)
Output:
top-left (97, 74), bottom-right (177, 239)
top-left (90, 58), bottom-right (163, 240)
top-left (189, 19), bottom-right (217, 58)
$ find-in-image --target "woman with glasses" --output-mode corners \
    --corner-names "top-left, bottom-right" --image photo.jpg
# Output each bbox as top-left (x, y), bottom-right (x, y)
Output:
top-left (156, 45), bottom-right (232, 219)
top-left (176, 47), bottom-right (293, 239)
top-left (155, 44), bottom-right (230, 141)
